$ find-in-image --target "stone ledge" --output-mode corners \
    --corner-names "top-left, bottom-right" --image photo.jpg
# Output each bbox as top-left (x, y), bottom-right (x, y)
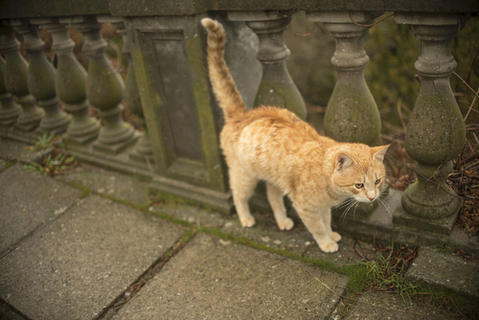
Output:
top-left (405, 246), bottom-right (479, 300)
top-left (1, 0), bottom-right (478, 19)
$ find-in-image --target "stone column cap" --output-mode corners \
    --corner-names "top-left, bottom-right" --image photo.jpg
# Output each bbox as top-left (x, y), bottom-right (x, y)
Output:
top-left (307, 11), bottom-right (384, 23)
top-left (394, 12), bottom-right (461, 26)
top-left (228, 10), bottom-right (294, 22)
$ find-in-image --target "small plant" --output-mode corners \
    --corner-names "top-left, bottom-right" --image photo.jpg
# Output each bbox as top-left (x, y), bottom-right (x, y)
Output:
top-left (29, 133), bottom-right (57, 152)
top-left (23, 151), bottom-right (76, 176)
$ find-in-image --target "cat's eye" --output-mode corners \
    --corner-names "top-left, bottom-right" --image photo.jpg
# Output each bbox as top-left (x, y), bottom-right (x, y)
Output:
top-left (375, 179), bottom-right (381, 185)
top-left (354, 183), bottom-right (364, 189)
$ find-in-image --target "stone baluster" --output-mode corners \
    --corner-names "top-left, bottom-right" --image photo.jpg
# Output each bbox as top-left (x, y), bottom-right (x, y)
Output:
top-left (0, 54), bottom-right (21, 134)
top-left (11, 20), bottom-right (71, 135)
top-left (98, 16), bottom-right (154, 164)
top-left (307, 11), bottom-right (382, 145)
top-left (33, 18), bottom-right (101, 145)
top-left (74, 16), bottom-right (138, 154)
top-left (393, 14), bottom-right (466, 234)
top-left (228, 11), bottom-right (307, 120)
top-left (0, 23), bottom-right (44, 136)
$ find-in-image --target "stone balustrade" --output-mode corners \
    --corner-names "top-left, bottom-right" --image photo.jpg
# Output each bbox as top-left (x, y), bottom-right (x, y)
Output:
top-left (0, 0), bottom-right (477, 245)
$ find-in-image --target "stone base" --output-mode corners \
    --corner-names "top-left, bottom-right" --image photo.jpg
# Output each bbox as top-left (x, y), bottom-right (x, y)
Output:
top-left (92, 131), bottom-right (141, 155)
top-left (393, 205), bottom-right (458, 235)
top-left (0, 126), bottom-right (13, 138)
top-left (129, 151), bottom-right (155, 167)
top-left (62, 130), bottom-right (101, 146)
top-left (36, 119), bottom-right (71, 136)
top-left (405, 246), bottom-right (479, 299)
top-left (7, 127), bottom-right (40, 143)
top-left (63, 138), bottom-right (233, 214)
top-left (62, 141), bottom-right (154, 180)
top-left (149, 175), bottom-right (233, 214)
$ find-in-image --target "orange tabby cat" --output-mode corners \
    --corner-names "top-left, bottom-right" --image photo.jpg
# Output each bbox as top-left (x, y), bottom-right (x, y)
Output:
top-left (201, 18), bottom-right (389, 253)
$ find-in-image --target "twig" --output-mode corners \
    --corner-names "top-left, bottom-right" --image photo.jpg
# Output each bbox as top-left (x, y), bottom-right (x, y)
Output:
top-left (453, 72), bottom-right (479, 122)
top-left (467, 46), bottom-right (479, 90)
top-left (396, 97), bottom-right (407, 131)
top-left (379, 133), bottom-right (404, 146)
top-left (315, 277), bottom-right (426, 316)
top-left (106, 39), bottom-right (122, 70)
top-left (464, 86), bottom-right (478, 122)
top-left (348, 12), bottom-right (394, 27)
top-left (339, 248), bottom-right (357, 263)
top-left (385, 154), bottom-right (479, 200)
top-left (295, 22), bottom-right (325, 37)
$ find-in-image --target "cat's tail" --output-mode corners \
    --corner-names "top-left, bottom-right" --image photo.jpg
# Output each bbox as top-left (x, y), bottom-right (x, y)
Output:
top-left (201, 18), bottom-right (247, 119)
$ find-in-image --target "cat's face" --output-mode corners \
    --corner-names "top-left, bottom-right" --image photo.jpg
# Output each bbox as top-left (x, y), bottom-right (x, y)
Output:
top-left (331, 145), bottom-right (389, 203)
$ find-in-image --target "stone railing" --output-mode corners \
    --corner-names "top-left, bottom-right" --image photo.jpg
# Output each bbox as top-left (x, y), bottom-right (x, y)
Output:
top-left (1, 1), bottom-right (477, 246)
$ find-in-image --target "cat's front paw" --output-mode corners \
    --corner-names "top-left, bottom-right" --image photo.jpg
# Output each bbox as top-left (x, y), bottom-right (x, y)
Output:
top-left (330, 232), bottom-right (342, 242)
top-left (239, 215), bottom-right (256, 228)
top-left (277, 218), bottom-right (294, 231)
top-left (318, 239), bottom-right (339, 253)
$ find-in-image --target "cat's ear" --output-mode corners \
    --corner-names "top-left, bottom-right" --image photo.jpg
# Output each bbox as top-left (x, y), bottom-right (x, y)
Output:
top-left (335, 153), bottom-right (354, 171)
top-left (370, 145), bottom-right (390, 162)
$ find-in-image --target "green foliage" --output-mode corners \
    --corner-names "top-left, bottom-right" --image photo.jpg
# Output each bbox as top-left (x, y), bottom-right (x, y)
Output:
top-left (362, 251), bottom-right (420, 302)
top-left (451, 17), bottom-right (479, 118)
top-left (30, 133), bottom-right (57, 152)
top-left (23, 152), bottom-right (75, 176)
top-left (365, 17), bottom-right (420, 128)
top-left (285, 12), bottom-right (336, 109)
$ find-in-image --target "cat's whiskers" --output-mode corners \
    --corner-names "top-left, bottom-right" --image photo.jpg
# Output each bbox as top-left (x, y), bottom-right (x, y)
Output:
top-left (334, 198), bottom-right (355, 210)
top-left (340, 198), bottom-right (358, 221)
top-left (377, 197), bottom-right (390, 214)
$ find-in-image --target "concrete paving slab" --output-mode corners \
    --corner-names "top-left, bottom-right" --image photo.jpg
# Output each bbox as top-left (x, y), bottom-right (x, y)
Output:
top-left (405, 246), bottom-right (479, 299)
top-left (0, 159), bottom-right (8, 171)
top-left (0, 299), bottom-right (28, 320)
top-left (151, 202), bottom-right (375, 267)
top-left (150, 203), bottom-right (229, 228)
top-left (0, 139), bottom-right (53, 164)
top-left (0, 164), bottom-right (79, 257)
top-left (56, 165), bottom-right (151, 206)
top-left (339, 292), bottom-right (456, 320)
top-left (113, 233), bottom-right (349, 320)
top-left (219, 210), bottom-right (375, 267)
top-left (0, 194), bottom-right (184, 320)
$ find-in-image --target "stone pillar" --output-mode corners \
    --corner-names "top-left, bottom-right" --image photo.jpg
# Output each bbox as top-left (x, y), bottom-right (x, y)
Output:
top-left (228, 11), bottom-right (307, 120)
top-left (75, 16), bottom-right (138, 154)
top-left (393, 13), bottom-right (466, 234)
top-left (38, 18), bottom-right (101, 145)
top-left (0, 55), bottom-right (21, 135)
top-left (0, 24), bottom-right (44, 136)
top-left (12, 20), bottom-right (71, 135)
top-left (307, 11), bottom-right (382, 145)
top-left (99, 16), bottom-right (154, 164)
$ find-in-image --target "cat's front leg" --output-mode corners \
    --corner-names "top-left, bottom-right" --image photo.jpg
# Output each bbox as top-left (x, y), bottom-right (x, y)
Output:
top-left (297, 207), bottom-right (338, 253)
top-left (323, 208), bottom-right (341, 243)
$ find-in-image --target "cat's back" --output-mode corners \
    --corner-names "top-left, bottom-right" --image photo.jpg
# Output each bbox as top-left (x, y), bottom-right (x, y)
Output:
top-left (221, 106), bottom-right (334, 186)
top-left (223, 106), bottom-right (324, 145)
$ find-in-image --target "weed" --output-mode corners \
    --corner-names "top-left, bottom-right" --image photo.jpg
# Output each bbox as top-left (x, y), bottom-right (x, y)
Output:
top-left (23, 151), bottom-right (76, 176)
top-left (29, 133), bottom-right (57, 152)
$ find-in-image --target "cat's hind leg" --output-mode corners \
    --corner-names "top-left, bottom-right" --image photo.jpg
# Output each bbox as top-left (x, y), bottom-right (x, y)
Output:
top-left (230, 169), bottom-right (258, 227)
top-left (266, 182), bottom-right (294, 231)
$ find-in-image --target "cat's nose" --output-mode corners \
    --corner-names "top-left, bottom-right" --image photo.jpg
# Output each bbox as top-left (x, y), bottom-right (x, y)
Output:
top-left (367, 196), bottom-right (375, 201)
